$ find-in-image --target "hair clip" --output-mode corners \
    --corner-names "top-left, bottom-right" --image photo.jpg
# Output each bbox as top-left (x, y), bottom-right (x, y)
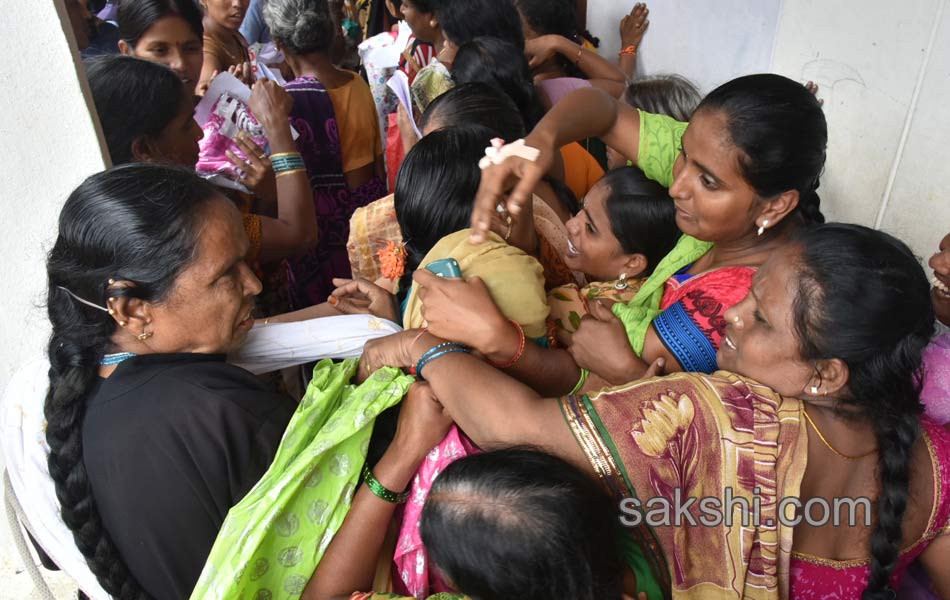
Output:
top-left (478, 138), bottom-right (540, 170)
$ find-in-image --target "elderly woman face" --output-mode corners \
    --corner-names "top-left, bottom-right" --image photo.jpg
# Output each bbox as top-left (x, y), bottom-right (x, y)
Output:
top-left (717, 243), bottom-right (815, 397)
top-left (135, 197), bottom-right (261, 354)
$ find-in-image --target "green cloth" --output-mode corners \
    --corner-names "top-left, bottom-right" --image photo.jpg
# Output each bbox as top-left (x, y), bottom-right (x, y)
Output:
top-left (191, 359), bottom-right (413, 600)
top-left (612, 234), bottom-right (712, 355)
top-left (636, 109), bottom-right (689, 189)
top-left (611, 110), bottom-right (712, 355)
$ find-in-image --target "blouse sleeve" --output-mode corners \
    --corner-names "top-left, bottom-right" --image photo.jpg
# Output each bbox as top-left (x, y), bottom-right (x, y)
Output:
top-left (636, 109), bottom-right (689, 189)
top-left (652, 266), bottom-right (755, 373)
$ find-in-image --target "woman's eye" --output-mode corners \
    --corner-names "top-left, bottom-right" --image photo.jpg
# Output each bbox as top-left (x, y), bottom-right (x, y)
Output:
top-left (753, 310), bottom-right (767, 324)
top-left (586, 222), bottom-right (595, 234)
top-left (701, 176), bottom-right (717, 190)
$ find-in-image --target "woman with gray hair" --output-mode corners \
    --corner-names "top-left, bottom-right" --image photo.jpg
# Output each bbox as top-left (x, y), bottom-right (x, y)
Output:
top-left (263, 0), bottom-right (387, 306)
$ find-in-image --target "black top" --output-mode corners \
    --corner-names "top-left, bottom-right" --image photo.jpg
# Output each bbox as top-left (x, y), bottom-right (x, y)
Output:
top-left (82, 353), bottom-right (295, 599)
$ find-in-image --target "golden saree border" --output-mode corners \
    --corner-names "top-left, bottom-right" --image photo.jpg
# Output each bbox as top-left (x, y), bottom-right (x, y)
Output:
top-left (575, 372), bottom-right (807, 600)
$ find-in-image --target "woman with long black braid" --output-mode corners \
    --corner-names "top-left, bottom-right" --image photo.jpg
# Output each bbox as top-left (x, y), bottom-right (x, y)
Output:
top-left (44, 164), bottom-right (295, 598)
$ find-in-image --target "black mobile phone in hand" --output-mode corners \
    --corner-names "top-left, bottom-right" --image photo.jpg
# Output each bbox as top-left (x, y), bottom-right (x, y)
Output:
top-left (425, 258), bottom-right (462, 279)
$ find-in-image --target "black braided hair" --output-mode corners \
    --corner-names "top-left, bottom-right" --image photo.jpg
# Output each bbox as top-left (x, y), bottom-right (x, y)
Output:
top-left (791, 224), bottom-right (934, 598)
top-left (45, 164), bottom-right (221, 599)
top-left (698, 74), bottom-right (827, 229)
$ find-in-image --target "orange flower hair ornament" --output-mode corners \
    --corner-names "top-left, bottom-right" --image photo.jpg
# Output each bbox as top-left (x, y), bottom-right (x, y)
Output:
top-left (378, 240), bottom-right (408, 280)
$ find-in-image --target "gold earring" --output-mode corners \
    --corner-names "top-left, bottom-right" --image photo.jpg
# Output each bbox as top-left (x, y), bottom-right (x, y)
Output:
top-left (137, 330), bottom-right (153, 341)
top-left (118, 320), bottom-right (127, 327)
top-left (615, 272), bottom-right (628, 290)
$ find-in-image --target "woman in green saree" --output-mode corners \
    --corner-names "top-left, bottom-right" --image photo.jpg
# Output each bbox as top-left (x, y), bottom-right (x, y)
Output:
top-left (355, 224), bottom-right (950, 599)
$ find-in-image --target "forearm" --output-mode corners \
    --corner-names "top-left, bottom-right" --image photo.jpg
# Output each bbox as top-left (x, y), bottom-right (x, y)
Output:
top-left (552, 36), bottom-right (625, 86)
top-left (261, 121), bottom-right (318, 257)
top-left (303, 440), bottom-right (425, 600)
top-left (528, 87), bottom-right (630, 154)
top-left (484, 338), bottom-right (581, 397)
top-left (619, 53), bottom-right (637, 80)
top-left (265, 302), bottom-right (343, 323)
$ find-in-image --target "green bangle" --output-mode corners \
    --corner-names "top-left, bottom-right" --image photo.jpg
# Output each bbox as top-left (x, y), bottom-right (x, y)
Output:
top-left (570, 368), bottom-right (590, 395)
top-left (361, 463), bottom-right (410, 503)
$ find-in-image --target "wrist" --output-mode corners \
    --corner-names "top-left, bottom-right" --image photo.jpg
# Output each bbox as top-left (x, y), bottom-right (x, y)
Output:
top-left (365, 450), bottom-right (417, 500)
top-left (483, 318), bottom-right (521, 363)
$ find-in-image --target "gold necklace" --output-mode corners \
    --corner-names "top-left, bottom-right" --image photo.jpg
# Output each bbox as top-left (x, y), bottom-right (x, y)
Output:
top-left (802, 408), bottom-right (877, 460)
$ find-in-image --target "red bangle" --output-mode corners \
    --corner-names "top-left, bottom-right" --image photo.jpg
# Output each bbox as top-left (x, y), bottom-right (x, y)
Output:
top-left (489, 319), bottom-right (526, 369)
top-left (407, 328), bottom-right (428, 375)
top-left (619, 45), bottom-right (638, 56)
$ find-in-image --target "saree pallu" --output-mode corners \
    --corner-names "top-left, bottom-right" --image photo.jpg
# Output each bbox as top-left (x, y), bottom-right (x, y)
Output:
top-left (560, 371), bottom-right (808, 599)
top-left (283, 77), bottom-right (358, 307)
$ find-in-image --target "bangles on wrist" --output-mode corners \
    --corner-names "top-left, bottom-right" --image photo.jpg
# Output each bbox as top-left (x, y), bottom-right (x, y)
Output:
top-left (361, 463), bottom-right (410, 503)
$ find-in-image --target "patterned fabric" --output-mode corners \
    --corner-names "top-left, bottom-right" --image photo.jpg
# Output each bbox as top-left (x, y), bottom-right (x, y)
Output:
top-left (410, 59), bottom-right (453, 122)
top-left (350, 593), bottom-right (467, 599)
top-left (652, 266), bottom-right (755, 373)
top-left (348, 194), bottom-right (400, 282)
top-left (547, 279), bottom-right (641, 346)
top-left (191, 360), bottom-right (413, 600)
top-left (559, 371), bottom-right (809, 599)
top-left (921, 333), bottom-right (950, 424)
top-left (789, 418), bottom-right (950, 598)
top-left (394, 426), bottom-right (479, 597)
top-left (282, 77), bottom-right (352, 307)
top-left (196, 92), bottom-right (271, 181)
top-left (358, 22), bottom-right (413, 153)
top-left (612, 235), bottom-right (713, 356)
top-left (242, 213), bottom-right (263, 263)
top-left (346, 195), bottom-right (577, 291)
top-left (636, 109), bottom-right (689, 189)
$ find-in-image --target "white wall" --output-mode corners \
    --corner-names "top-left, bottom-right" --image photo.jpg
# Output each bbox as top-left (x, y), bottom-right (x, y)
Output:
top-left (587, 0), bottom-right (950, 261)
top-left (0, 0), bottom-right (107, 555)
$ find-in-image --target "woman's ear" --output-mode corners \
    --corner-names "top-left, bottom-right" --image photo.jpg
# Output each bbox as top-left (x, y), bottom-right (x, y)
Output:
top-left (117, 39), bottom-right (132, 55)
top-left (130, 136), bottom-right (158, 163)
top-left (808, 358), bottom-right (850, 398)
top-left (757, 190), bottom-right (800, 233)
top-left (622, 253), bottom-right (648, 279)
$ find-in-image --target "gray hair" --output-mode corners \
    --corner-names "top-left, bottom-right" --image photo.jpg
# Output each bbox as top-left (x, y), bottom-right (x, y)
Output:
top-left (623, 74), bottom-right (702, 122)
top-left (262, 0), bottom-right (335, 55)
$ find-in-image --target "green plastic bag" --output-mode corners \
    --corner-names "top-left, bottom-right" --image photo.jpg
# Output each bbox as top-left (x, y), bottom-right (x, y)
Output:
top-left (191, 358), bottom-right (413, 600)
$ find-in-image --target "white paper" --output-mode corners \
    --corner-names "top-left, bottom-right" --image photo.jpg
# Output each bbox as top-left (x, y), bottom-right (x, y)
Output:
top-left (387, 69), bottom-right (422, 138)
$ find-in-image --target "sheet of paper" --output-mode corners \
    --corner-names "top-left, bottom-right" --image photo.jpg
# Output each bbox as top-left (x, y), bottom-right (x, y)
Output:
top-left (386, 69), bottom-right (422, 139)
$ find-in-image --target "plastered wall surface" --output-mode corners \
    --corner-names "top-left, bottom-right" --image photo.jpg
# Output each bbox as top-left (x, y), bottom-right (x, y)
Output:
top-left (587, 0), bottom-right (950, 260)
top-left (0, 0), bottom-right (107, 555)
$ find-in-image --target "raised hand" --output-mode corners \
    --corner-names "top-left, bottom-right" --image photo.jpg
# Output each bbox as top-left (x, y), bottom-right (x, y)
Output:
top-left (620, 3), bottom-right (650, 49)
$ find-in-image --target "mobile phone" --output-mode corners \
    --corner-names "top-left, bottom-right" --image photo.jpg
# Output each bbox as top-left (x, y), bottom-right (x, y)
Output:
top-left (425, 258), bottom-right (462, 279)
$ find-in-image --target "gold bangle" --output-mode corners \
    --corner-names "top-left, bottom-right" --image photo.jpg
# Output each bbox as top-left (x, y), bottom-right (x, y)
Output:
top-left (275, 168), bottom-right (308, 178)
top-left (269, 152), bottom-right (302, 160)
top-left (575, 45), bottom-right (583, 66)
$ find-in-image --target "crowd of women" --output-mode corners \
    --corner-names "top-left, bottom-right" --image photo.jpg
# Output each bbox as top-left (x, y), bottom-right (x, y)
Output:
top-left (23, 0), bottom-right (950, 598)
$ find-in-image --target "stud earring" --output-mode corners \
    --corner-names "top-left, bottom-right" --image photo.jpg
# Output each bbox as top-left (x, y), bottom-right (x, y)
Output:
top-left (137, 330), bottom-right (153, 341)
top-left (118, 320), bottom-right (127, 327)
top-left (757, 219), bottom-right (770, 236)
top-left (810, 385), bottom-right (819, 395)
top-left (615, 272), bottom-right (628, 290)
top-left (732, 315), bottom-right (740, 324)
